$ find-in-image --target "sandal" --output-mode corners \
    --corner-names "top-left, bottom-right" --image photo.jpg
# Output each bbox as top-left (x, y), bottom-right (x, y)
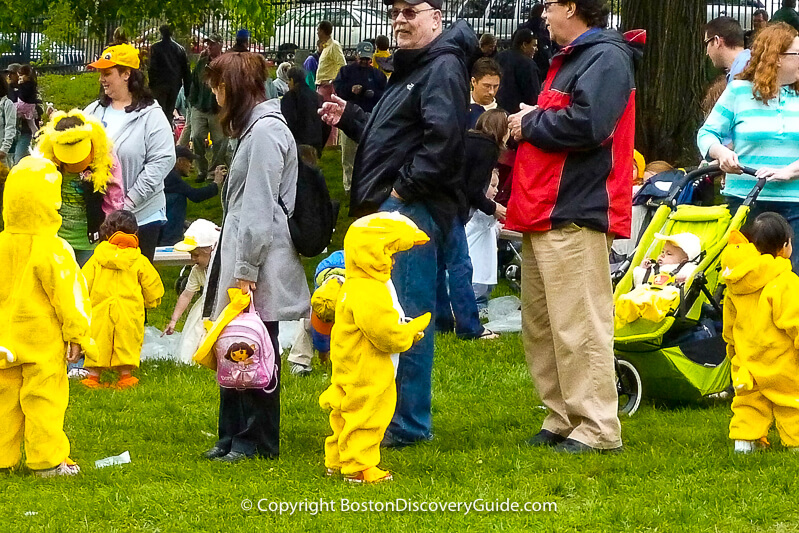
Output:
top-left (477, 328), bottom-right (499, 340)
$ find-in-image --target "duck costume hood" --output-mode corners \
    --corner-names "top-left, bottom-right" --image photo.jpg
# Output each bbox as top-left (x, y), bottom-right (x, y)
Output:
top-left (34, 109), bottom-right (115, 193)
top-left (0, 156), bottom-right (97, 368)
top-left (343, 211), bottom-right (430, 282)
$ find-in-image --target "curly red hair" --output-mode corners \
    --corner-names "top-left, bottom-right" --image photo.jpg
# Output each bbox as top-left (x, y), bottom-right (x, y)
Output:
top-left (739, 23), bottom-right (799, 103)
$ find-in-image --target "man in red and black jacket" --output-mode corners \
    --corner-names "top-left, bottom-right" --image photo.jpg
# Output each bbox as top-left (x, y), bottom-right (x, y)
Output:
top-left (505, 0), bottom-right (641, 454)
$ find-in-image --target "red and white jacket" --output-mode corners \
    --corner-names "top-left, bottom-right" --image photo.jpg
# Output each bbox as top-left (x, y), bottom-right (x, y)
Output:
top-left (506, 29), bottom-right (640, 238)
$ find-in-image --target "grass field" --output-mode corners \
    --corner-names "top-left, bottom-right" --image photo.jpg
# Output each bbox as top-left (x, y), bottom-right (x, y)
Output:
top-left (3, 74), bottom-right (799, 532)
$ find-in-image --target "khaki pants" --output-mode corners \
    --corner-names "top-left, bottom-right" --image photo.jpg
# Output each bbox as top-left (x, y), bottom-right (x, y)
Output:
top-left (190, 107), bottom-right (228, 180)
top-left (521, 225), bottom-right (621, 449)
top-left (339, 131), bottom-right (358, 193)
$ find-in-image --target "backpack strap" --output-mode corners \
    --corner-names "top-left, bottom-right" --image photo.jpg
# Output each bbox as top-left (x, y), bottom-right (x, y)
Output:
top-left (204, 106), bottom-right (289, 319)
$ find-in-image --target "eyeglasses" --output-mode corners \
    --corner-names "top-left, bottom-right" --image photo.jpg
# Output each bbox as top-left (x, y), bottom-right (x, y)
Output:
top-left (781, 52), bottom-right (799, 55)
top-left (388, 7), bottom-right (436, 20)
top-left (703, 35), bottom-right (716, 46)
top-left (542, 1), bottom-right (563, 11)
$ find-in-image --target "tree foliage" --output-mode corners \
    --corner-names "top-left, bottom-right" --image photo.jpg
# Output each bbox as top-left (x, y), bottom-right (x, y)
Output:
top-left (0, 0), bottom-right (279, 43)
top-left (621, 0), bottom-right (708, 165)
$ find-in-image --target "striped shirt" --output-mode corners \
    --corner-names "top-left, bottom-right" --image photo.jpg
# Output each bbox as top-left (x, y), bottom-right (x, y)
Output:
top-left (697, 80), bottom-right (799, 202)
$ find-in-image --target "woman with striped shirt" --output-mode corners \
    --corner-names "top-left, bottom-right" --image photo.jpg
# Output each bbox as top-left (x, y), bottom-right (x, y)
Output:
top-left (698, 23), bottom-right (799, 272)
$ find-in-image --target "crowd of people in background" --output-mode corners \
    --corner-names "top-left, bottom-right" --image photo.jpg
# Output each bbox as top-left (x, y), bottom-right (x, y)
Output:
top-left (3, 0), bottom-right (799, 482)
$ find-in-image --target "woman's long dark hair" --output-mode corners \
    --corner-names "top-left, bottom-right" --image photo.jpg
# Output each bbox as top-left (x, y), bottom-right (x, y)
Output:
top-left (204, 52), bottom-right (268, 138)
top-left (98, 65), bottom-right (154, 112)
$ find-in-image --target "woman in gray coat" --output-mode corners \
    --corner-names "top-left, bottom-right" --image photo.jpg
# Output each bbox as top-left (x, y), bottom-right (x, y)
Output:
top-left (202, 52), bottom-right (310, 462)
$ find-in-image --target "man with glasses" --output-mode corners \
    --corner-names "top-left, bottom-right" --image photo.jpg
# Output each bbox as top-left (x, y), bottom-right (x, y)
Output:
top-left (319, 0), bottom-right (478, 449)
top-left (704, 16), bottom-right (750, 84)
top-left (505, 0), bottom-right (639, 454)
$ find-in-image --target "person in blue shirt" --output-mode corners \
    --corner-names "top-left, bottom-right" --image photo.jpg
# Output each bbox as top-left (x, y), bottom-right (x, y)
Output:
top-left (159, 145), bottom-right (224, 246)
top-left (704, 16), bottom-right (751, 84)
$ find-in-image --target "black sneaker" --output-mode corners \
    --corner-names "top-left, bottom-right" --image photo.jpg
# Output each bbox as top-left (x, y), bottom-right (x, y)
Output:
top-left (525, 429), bottom-right (566, 447)
top-left (214, 451), bottom-right (251, 463)
top-left (202, 446), bottom-right (228, 459)
top-left (554, 438), bottom-right (623, 454)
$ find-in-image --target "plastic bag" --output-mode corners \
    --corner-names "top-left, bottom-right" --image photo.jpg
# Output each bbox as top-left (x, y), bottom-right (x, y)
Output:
top-left (484, 295), bottom-right (522, 333)
top-left (141, 326), bottom-right (181, 361)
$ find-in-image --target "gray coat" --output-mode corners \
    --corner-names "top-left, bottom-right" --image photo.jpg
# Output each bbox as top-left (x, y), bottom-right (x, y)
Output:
top-left (210, 99), bottom-right (310, 322)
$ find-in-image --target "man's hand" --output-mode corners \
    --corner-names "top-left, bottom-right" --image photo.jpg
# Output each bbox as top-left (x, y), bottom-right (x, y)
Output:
top-left (67, 342), bottom-right (82, 363)
top-left (352, 84), bottom-right (363, 95)
top-left (508, 104), bottom-right (538, 142)
top-left (319, 94), bottom-right (347, 126)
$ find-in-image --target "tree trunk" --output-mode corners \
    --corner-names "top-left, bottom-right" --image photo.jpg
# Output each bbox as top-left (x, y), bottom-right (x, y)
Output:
top-left (621, 0), bottom-right (707, 166)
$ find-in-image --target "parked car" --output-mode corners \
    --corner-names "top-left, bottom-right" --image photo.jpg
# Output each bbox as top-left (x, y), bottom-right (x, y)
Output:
top-left (444, 0), bottom-right (620, 44)
top-left (0, 32), bottom-right (85, 67)
top-left (706, 0), bottom-right (766, 30)
top-left (268, 2), bottom-right (392, 53)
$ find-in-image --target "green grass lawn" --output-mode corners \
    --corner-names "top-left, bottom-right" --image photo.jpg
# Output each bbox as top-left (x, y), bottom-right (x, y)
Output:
top-left (4, 74), bottom-right (799, 533)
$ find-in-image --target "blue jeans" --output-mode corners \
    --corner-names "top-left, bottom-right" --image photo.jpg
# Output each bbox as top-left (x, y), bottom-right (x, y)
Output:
top-left (435, 221), bottom-right (483, 338)
top-left (726, 196), bottom-right (799, 273)
top-left (11, 133), bottom-right (32, 166)
top-left (379, 196), bottom-right (441, 443)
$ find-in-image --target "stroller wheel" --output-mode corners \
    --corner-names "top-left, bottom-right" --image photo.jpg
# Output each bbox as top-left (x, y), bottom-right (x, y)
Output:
top-left (616, 358), bottom-right (642, 417)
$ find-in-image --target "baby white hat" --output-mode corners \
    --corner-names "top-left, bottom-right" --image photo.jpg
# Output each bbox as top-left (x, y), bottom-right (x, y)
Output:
top-left (654, 232), bottom-right (701, 261)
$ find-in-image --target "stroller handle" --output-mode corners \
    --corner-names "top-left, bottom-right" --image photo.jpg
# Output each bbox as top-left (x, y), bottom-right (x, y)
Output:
top-left (665, 164), bottom-right (765, 207)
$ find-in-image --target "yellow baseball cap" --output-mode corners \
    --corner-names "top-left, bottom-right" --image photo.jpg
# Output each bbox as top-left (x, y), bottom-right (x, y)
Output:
top-left (89, 44), bottom-right (141, 70)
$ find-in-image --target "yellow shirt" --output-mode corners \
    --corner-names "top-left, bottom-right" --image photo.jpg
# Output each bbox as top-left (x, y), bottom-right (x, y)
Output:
top-left (372, 50), bottom-right (392, 78)
top-left (316, 38), bottom-right (346, 85)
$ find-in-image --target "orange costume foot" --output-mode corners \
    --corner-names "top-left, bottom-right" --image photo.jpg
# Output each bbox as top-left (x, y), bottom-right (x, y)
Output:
top-left (344, 466), bottom-right (393, 484)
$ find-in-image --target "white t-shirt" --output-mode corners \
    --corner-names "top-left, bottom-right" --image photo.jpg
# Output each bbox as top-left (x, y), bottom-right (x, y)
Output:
top-left (100, 105), bottom-right (127, 140)
top-left (466, 211), bottom-right (500, 285)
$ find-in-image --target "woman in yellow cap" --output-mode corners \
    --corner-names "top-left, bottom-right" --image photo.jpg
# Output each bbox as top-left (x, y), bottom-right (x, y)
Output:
top-left (35, 109), bottom-right (124, 266)
top-left (84, 43), bottom-right (176, 263)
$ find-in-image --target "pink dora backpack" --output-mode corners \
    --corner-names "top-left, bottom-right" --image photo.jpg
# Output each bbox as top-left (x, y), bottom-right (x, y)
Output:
top-left (214, 303), bottom-right (277, 391)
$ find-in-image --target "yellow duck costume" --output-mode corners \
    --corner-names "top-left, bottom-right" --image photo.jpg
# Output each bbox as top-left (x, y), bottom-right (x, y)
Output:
top-left (319, 213), bottom-right (431, 483)
top-left (81, 233), bottom-right (164, 369)
top-left (722, 230), bottom-right (799, 447)
top-left (0, 156), bottom-right (97, 472)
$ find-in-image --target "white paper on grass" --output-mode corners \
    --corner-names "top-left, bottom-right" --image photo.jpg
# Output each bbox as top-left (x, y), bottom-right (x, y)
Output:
top-left (95, 450), bottom-right (131, 468)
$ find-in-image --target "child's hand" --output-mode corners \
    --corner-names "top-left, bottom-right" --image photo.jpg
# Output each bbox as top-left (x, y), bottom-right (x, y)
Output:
top-left (162, 321), bottom-right (177, 336)
top-left (641, 258), bottom-right (654, 268)
top-left (494, 204), bottom-right (507, 222)
top-left (67, 342), bottom-right (82, 363)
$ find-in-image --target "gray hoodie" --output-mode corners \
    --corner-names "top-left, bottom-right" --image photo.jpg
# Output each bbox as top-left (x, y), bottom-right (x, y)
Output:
top-left (84, 100), bottom-right (176, 222)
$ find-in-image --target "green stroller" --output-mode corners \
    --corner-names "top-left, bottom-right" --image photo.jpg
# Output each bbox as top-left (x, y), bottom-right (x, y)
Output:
top-left (614, 166), bottom-right (766, 415)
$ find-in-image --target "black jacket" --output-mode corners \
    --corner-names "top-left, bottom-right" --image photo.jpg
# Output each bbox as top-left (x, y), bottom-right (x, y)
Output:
top-left (281, 83), bottom-right (331, 157)
top-left (148, 37), bottom-right (192, 92)
top-left (337, 20), bottom-right (478, 232)
top-left (160, 168), bottom-right (218, 245)
top-left (460, 131), bottom-right (500, 220)
top-left (333, 62), bottom-right (387, 113)
top-left (495, 48), bottom-right (541, 114)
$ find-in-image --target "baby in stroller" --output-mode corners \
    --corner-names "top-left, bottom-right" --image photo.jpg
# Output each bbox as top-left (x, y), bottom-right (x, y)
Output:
top-left (617, 232), bottom-right (702, 326)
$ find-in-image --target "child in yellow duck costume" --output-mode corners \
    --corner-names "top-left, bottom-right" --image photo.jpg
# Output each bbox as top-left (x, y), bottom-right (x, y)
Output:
top-left (81, 210), bottom-right (164, 389)
top-left (0, 156), bottom-right (97, 476)
top-left (721, 213), bottom-right (799, 453)
top-left (319, 212), bottom-right (431, 483)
